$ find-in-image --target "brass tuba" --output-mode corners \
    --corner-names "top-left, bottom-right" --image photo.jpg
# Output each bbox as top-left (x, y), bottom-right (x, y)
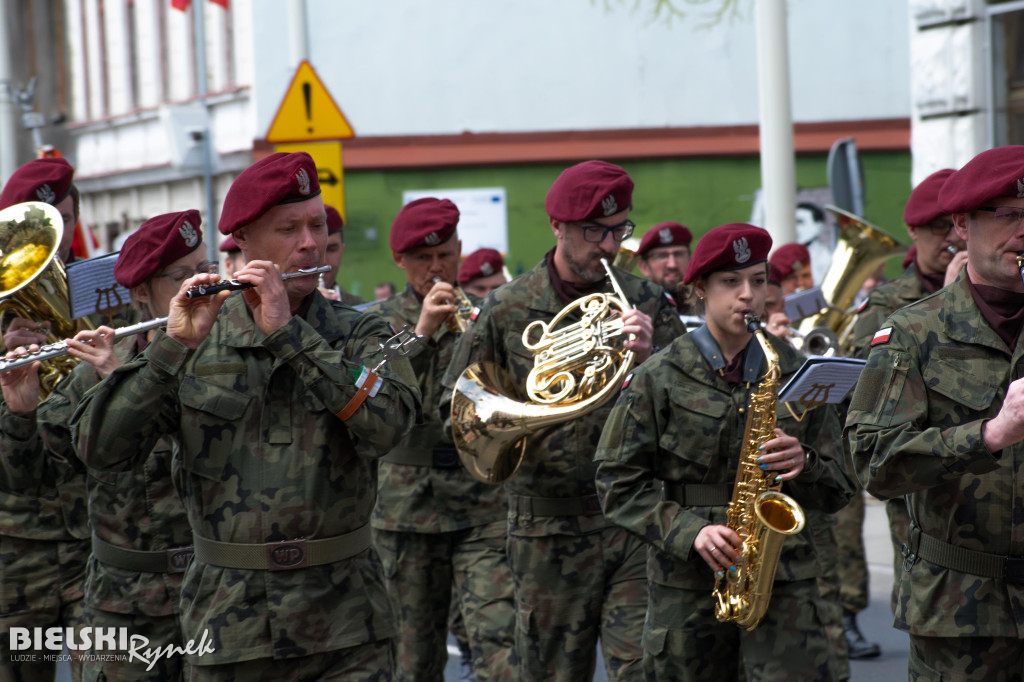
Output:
top-left (713, 314), bottom-right (806, 630)
top-left (795, 206), bottom-right (904, 356)
top-left (452, 258), bottom-right (635, 484)
top-left (0, 201), bottom-right (88, 395)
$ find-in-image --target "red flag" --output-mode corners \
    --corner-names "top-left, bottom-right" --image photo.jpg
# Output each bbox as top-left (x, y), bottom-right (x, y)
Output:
top-left (170, 0), bottom-right (190, 10)
top-left (210, 0), bottom-right (228, 7)
top-left (71, 220), bottom-right (102, 260)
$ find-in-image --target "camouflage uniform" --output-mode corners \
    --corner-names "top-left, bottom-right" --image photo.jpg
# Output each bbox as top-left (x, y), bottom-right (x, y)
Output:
top-left (440, 258), bottom-right (684, 682)
top-left (846, 270), bottom-right (1024, 680)
top-left (0, 403), bottom-right (89, 682)
top-left (71, 292), bottom-right (420, 678)
top-left (35, 335), bottom-right (194, 681)
top-left (365, 284), bottom-right (513, 681)
top-left (339, 289), bottom-right (366, 307)
top-left (595, 329), bottom-right (855, 681)
top-left (845, 263), bottom-right (930, 613)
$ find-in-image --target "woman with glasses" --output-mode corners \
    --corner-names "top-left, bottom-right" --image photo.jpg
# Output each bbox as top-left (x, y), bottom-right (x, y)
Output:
top-left (1, 210), bottom-right (208, 680)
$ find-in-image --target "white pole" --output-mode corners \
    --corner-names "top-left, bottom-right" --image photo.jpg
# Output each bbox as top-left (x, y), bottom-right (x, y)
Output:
top-left (755, 0), bottom-right (797, 246)
top-left (193, 3), bottom-right (217, 265)
top-left (0, 0), bottom-right (19, 186)
top-left (289, 0), bottom-right (309, 65)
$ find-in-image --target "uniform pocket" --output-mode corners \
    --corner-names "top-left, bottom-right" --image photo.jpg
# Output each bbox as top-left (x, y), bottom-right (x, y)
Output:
top-left (178, 378), bottom-right (252, 480)
top-left (922, 357), bottom-right (1000, 413)
top-left (661, 385), bottom-right (728, 466)
top-left (641, 625), bottom-right (668, 657)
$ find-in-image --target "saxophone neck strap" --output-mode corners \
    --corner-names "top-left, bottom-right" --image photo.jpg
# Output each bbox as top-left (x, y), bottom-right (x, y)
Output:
top-left (691, 324), bottom-right (764, 383)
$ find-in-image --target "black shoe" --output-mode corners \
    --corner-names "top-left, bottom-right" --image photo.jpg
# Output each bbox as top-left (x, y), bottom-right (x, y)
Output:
top-left (842, 611), bottom-right (881, 659)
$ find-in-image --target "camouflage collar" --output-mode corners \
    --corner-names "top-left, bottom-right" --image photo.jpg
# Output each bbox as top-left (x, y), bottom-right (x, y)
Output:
top-left (942, 271), bottom-right (1007, 352)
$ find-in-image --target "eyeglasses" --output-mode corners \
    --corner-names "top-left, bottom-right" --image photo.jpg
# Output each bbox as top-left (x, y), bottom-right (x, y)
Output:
top-left (152, 261), bottom-right (219, 286)
top-left (922, 219), bottom-right (955, 237)
top-left (572, 220), bottom-right (635, 243)
top-left (645, 248), bottom-right (690, 263)
top-left (977, 206), bottom-right (1024, 226)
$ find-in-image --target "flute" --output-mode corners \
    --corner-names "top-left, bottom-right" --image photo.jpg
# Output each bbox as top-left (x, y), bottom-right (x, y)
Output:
top-left (185, 265), bottom-right (330, 299)
top-left (0, 317), bottom-right (169, 374)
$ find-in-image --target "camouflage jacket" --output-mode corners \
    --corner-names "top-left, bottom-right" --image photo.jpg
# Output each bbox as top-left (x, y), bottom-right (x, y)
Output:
top-left (366, 284), bottom-right (506, 532)
top-left (846, 264), bottom-right (928, 360)
top-left (595, 331), bottom-right (854, 591)
top-left (338, 288), bottom-right (366, 307)
top-left (71, 292), bottom-right (421, 664)
top-left (846, 270), bottom-right (1024, 637)
top-left (440, 257), bottom-right (685, 537)
top-left (36, 334), bottom-right (191, 618)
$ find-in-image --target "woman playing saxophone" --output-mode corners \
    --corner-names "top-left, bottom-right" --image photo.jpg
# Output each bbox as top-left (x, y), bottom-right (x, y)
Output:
top-left (594, 223), bottom-right (855, 681)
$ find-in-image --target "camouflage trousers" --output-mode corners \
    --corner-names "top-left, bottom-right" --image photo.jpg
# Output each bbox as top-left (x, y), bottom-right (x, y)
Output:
top-left (0, 536), bottom-right (89, 682)
top-left (507, 526), bottom-right (646, 682)
top-left (909, 634), bottom-right (1024, 682)
top-left (373, 521), bottom-right (514, 682)
top-left (805, 509), bottom-right (849, 681)
top-left (80, 606), bottom-right (188, 681)
top-left (834, 488), bottom-right (869, 614)
top-left (643, 580), bottom-right (836, 682)
top-left (885, 497), bottom-right (911, 614)
top-left (188, 640), bottom-right (393, 682)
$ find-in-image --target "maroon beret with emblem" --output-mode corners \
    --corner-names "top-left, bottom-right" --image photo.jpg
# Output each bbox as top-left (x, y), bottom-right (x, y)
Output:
top-left (938, 145), bottom-right (1024, 214)
top-left (904, 168), bottom-right (955, 227)
top-left (768, 242), bottom-right (811, 280)
top-left (218, 152), bottom-right (321, 235)
top-left (325, 205), bottom-right (344, 236)
top-left (218, 234), bottom-right (239, 253)
top-left (0, 157), bottom-right (74, 210)
top-left (544, 160), bottom-right (634, 222)
top-left (902, 244), bottom-right (917, 270)
top-left (390, 198), bottom-right (460, 253)
top-left (684, 223), bottom-right (772, 285)
top-left (114, 210), bottom-right (203, 289)
top-left (458, 248), bottom-right (504, 283)
top-left (636, 222), bottom-right (693, 257)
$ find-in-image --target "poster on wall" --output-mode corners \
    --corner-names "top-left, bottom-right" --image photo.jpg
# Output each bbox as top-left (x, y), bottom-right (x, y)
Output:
top-left (402, 188), bottom-right (508, 256)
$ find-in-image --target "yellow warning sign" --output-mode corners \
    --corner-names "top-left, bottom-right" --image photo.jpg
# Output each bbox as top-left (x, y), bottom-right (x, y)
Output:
top-left (274, 141), bottom-right (346, 219)
top-left (266, 61), bottom-right (355, 142)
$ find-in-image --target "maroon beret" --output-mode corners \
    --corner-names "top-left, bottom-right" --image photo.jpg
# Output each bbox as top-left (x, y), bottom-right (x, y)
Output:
top-left (903, 168), bottom-right (955, 227)
top-left (390, 198), bottom-right (460, 253)
top-left (684, 223), bottom-right (772, 285)
top-left (325, 205), bottom-right (344, 236)
top-left (768, 264), bottom-right (784, 285)
top-left (544, 160), bottom-right (634, 222)
top-left (114, 210), bottom-right (203, 289)
top-left (218, 234), bottom-right (239, 253)
top-left (768, 242), bottom-right (811, 280)
top-left (636, 222), bottom-right (693, 256)
top-left (902, 244), bottom-right (917, 270)
top-left (0, 158), bottom-right (74, 210)
top-left (938, 145), bottom-right (1024, 214)
top-left (458, 248), bottom-right (504, 283)
top-left (218, 152), bottom-right (321, 235)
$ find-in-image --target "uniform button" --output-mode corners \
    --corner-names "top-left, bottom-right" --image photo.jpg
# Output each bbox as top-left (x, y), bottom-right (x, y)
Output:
top-left (738, 407), bottom-right (745, 414)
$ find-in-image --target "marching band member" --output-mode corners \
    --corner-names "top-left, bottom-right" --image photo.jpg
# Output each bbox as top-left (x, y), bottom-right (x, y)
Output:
top-left (458, 247), bottom-right (508, 299)
top-left (317, 204), bottom-right (366, 306)
top-left (769, 242), bottom-right (814, 295)
top-left (636, 221), bottom-right (694, 316)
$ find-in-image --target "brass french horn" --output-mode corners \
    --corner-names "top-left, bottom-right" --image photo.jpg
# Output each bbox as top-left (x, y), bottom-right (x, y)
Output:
top-left (452, 258), bottom-right (635, 484)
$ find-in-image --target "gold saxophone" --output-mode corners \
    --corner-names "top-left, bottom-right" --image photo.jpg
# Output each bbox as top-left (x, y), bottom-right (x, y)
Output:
top-left (712, 313), bottom-right (806, 630)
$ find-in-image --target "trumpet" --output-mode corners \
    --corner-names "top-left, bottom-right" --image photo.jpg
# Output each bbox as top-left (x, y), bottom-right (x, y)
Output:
top-left (0, 317), bottom-right (168, 374)
top-left (185, 265), bottom-right (330, 299)
top-left (1017, 252), bottom-right (1024, 288)
top-left (431, 277), bottom-right (474, 332)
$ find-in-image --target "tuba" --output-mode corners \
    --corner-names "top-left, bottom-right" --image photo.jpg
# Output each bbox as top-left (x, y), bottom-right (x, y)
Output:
top-left (452, 258), bottom-right (634, 484)
top-left (795, 206), bottom-right (904, 356)
top-left (0, 201), bottom-right (88, 395)
top-left (712, 314), bottom-right (806, 630)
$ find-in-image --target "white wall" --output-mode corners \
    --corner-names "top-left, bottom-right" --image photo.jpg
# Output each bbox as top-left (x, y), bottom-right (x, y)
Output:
top-left (250, 0), bottom-right (911, 138)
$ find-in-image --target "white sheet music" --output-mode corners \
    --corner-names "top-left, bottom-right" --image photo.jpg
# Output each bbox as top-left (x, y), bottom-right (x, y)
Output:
top-left (66, 252), bottom-right (130, 319)
top-left (778, 357), bottom-right (866, 405)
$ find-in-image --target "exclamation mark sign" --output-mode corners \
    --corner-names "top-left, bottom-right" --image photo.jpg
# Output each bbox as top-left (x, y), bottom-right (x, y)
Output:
top-left (303, 82), bottom-right (313, 133)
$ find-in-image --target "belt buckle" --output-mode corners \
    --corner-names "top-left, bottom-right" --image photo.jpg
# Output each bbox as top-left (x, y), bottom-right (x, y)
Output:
top-left (267, 539), bottom-right (309, 571)
top-left (166, 546), bottom-right (194, 573)
top-left (1004, 556), bottom-right (1024, 584)
top-left (582, 495), bottom-right (603, 516)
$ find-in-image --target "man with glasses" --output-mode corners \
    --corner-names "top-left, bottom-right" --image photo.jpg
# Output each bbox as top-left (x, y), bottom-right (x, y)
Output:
top-left (441, 160), bottom-right (684, 681)
top-left (636, 222), bottom-right (694, 316)
top-left (847, 146), bottom-right (1024, 681)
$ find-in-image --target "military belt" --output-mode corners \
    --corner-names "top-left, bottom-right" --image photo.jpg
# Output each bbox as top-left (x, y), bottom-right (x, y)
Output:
top-left (663, 482), bottom-right (733, 507)
top-left (383, 446), bottom-right (462, 469)
top-left (915, 532), bottom-right (1024, 584)
top-left (508, 494), bottom-right (603, 517)
top-left (91, 534), bottom-right (194, 574)
top-left (192, 524), bottom-right (372, 571)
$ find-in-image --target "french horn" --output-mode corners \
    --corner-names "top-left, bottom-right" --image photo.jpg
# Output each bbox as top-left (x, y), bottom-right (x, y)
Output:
top-left (452, 258), bottom-right (635, 484)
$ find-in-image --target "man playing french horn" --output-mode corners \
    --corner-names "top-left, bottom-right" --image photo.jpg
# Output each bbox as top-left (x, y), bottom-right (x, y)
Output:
top-left (365, 197), bottom-right (516, 680)
top-left (595, 223), bottom-right (855, 681)
top-left (441, 160), bottom-right (684, 681)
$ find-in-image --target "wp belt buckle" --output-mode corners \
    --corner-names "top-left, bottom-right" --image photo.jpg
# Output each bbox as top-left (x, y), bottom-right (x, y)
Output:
top-left (374, 325), bottom-right (422, 372)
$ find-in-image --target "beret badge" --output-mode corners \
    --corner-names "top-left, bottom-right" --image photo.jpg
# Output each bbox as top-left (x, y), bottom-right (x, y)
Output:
top-left (36, 184), bottom-right (55, 204)
top-left (424, 231), bottom-right (440, 246)
top-left (179, 221), bottom-right (199, 248)
top-left (733, 237), bottom-right (751, 264)
top-left (1018, 178), bottom-right (1024, 198)
top-left (479, 261), bottom-right (494, 276)
top-left (658, 228), bottom-right (673, 244)
top-left (295, 168), bottom-right (312, 196)
top-left (601, 194), bottom-right (618, 216)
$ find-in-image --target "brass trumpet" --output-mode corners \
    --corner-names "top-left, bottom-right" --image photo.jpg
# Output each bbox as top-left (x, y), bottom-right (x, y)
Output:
top-left (431, 277), bottom-right (474, 333)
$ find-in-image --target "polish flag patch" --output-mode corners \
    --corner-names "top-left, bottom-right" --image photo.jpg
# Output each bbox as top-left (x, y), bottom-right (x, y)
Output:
top-left (871, 327), bottom-right (893, 346)
top-left (470, 306), bottom-right (481, 322)
top-left (856, 297), bottom-right (870, 313)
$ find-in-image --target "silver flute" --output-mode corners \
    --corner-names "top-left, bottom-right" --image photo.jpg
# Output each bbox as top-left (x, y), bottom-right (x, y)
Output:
top-left (185, 265), bottom-right (330, 299)
top-left (0, 317), bottom-right (168, 374)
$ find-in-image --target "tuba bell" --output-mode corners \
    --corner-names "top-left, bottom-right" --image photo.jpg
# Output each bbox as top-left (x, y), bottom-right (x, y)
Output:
top-left (0, 201), bottom-right (89, 395)
top-left (452, 259), bottom-right (635, 484)
top-left (795, 206), bottom-right (904, 356)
